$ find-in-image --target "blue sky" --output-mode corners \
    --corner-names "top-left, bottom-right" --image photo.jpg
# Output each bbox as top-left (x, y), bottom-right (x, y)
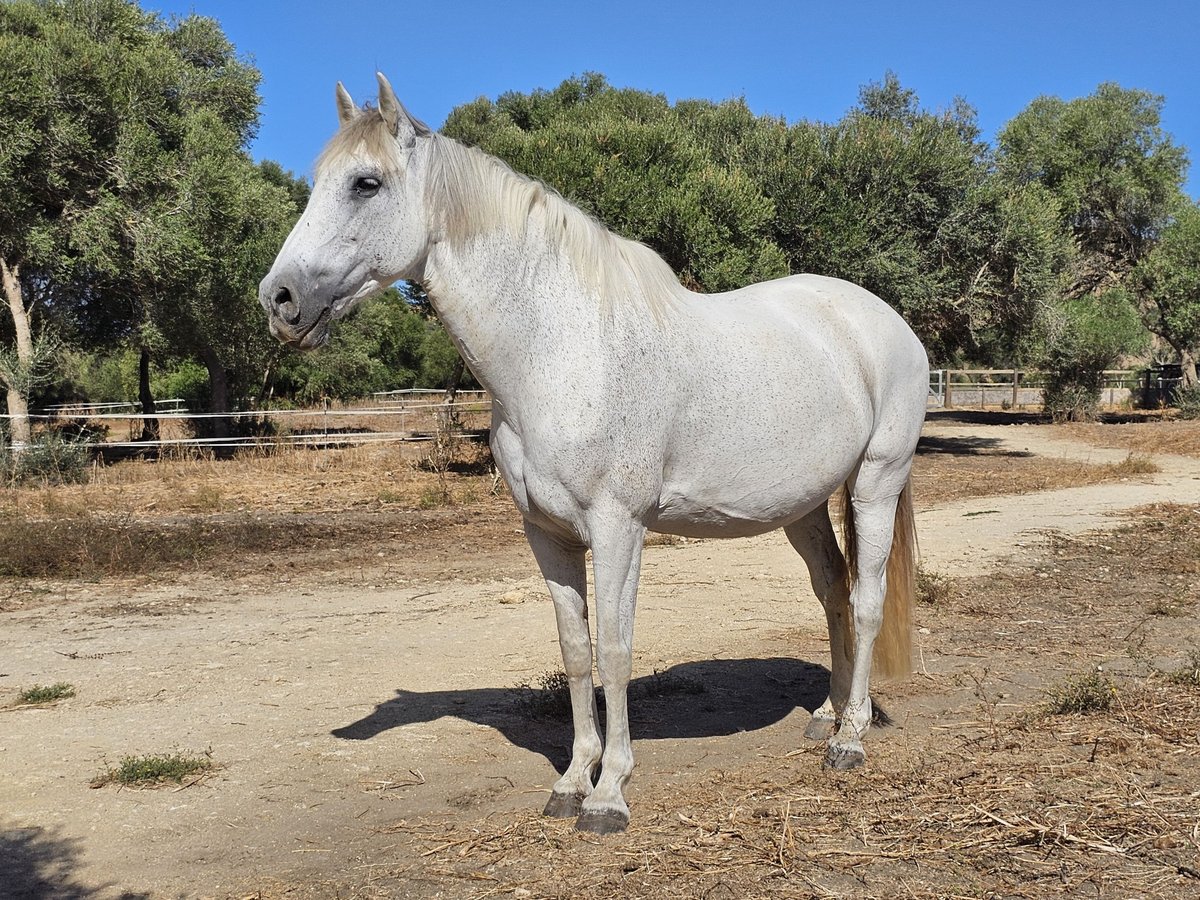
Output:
top-left (151, 0), bottom-right (1199, 198)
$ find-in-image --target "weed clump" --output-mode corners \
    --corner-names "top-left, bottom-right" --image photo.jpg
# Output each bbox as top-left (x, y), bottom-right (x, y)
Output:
top-left (915, 565), bottom-right (956, 605)
top-left (14, 682), bottom-right (75, 705)
top-left (512, 670), bottom-right (572, 719)
top-left (1167, 650), bottom-right (1200, 687)
top-left (1, 432), bottom-right (93, 486)
top-left (92, 750), bottom-right (214, 788)
top-left (1042, 670), bottom-right (1117, 715)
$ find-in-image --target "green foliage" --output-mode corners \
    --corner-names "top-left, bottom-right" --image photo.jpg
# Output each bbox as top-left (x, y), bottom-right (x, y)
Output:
top-left (998, 83), bottom-right (1186, 296)
top-left (1041, 670), bottom-right (1117, 715)
top-left (444, 72), bottom-right (1081, 363)
top-left (0, 0), bottom-right (304, 423)
top-left (1174, 385), bottom-right (1200, 420)
top-left (1129, 200), bottom-right (1200, 379)
top-left (418, 322), bottom-right (467, 389)
top-left (14, 682), bottom-right (75, 705)
top-left (1, 430), bottom-right (92, 485)
top-left (152, 358), bottom-right (211, 411)
top-left (274, 290), bottom-right (439, 402)
top-left (93, 750), bottom-right (213, 787)
top-left (1042, 288), bottom-right (1147, 422)
top-left (444, 73), bottom-right (789, 294)
top-left (1, 23), bottom-right (1189, 409)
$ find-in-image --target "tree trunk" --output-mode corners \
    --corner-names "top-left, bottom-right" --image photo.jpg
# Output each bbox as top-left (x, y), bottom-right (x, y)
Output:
top-left (1162, 333), bottom-right (1199, 392)
top-left (200, 346), bottom-right (231, 441)
top-left (442, 356), bottom-right (466, 405)
top-left (1180, 347), bottom-right (1198, 390)
top-left (1, 257), bottom-right (33, 448)
top-left (256, 350), bottom-right (278, 408)
top-left (138, 346), bottom-right (160, 442)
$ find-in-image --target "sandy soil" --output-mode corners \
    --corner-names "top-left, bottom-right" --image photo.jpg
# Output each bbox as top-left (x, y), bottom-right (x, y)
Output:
top-left (1, 418), bottom-right (1198, 899)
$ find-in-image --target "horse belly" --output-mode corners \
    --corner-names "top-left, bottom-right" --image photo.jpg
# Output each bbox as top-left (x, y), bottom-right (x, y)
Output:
top-left (650, 462), bottom-right (846, 538)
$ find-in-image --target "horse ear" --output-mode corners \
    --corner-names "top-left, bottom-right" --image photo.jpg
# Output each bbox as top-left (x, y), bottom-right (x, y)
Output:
top-left (375, 71), bottom-right (430, 148)
top-left (335, 82), bottom-right (358, 126)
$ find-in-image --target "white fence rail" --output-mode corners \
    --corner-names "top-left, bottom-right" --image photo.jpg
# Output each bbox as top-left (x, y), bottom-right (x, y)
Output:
top-left (4, 396), bottom-right (494, 454)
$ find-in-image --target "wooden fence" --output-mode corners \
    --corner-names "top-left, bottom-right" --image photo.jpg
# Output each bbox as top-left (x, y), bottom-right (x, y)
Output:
top-left (929, 370), bottom-right (1136, 410)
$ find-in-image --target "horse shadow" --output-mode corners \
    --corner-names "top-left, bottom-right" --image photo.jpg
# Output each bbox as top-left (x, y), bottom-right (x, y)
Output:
top-left (332, 657), bottom-right (830, 772)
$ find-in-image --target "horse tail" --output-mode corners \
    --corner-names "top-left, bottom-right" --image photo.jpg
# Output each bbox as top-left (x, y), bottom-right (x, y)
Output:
top-left (839, 478), bottom-right (915, 680)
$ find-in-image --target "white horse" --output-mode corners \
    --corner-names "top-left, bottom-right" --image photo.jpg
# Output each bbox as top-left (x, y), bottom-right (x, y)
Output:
top-left (260, 73), bottom-right (928, 834)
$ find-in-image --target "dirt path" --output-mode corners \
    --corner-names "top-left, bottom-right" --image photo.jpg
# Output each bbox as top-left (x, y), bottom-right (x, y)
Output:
top-left (916, 421), bottom-right (1200, 574)
top-left (2, 421), bottom-right (1198, 898)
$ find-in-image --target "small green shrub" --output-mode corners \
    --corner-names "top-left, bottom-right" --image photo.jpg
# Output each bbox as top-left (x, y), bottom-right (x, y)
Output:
top-left (92, 750), bottom-right (213, 787)
top-left (1167, 650), bottom-right (1200, 687)
top-left (915, 565), bottom-right (956, 605)
top-left (14, 682), bottom-right (76, 705)
top-left (2, 432), bottom-right (92, 486)
top-left (512, 670), bottom-right (573, 719)
top-left (1042, 670), bottom-right (1116, 715)
top-left (1174, 385), bottom-right (1200, 420)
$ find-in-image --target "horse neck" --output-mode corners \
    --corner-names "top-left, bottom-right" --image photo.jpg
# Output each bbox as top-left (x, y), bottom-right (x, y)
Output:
top-left (422, 222), bottom-right (633, 403)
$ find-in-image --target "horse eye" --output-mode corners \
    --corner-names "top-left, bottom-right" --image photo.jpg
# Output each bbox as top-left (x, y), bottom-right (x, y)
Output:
top-left (354, 176), bottom-right (381, 197)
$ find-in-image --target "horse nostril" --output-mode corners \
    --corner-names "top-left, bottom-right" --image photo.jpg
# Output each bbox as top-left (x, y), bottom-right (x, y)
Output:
top-left (273, 287), bottom-right (302, 325)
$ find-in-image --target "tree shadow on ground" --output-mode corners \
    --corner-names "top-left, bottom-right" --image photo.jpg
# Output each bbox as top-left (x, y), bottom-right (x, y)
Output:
top-left (0, 824), bottom-right (151, 900)
top-left (332, 657), bottom-right (831, 772)
top-left (925, 409), bottom-right (1051, 427)
top-left (917, 434), bottom-right (1033, 457)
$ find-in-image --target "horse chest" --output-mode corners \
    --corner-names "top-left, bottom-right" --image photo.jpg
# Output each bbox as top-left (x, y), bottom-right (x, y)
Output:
top-left (490, 418), bottom-right (589, 534)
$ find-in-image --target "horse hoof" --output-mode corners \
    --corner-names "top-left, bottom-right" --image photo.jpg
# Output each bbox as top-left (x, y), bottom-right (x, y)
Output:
top-left (822, 745), bottom-right (865, 771)
top-left (575, 810), bottom-right (629, 835)
top-left (803, 716), bottom-right (836, 741)
top-left (543, 791), bottom-right (585, 818)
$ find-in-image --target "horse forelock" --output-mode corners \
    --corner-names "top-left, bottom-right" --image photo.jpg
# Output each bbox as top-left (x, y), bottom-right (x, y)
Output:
top-left (315, 108), bottom-right (407, 179)
top-left (426, 137), bottom-right (684, 319)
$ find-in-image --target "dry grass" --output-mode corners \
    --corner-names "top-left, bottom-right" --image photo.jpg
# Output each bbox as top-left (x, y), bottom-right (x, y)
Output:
top-left (381, 678), bottom-right (1199, 899)
top-left (0, 440), bottom-right (513, 581)
top-left (912, 444), bottom-right (1157, 506)
top-left (45, 441), bottom-right (478, 517)
top-left (0, 420), bottom-right (1174, 583)
top-left (1054, 419), bottom-right (1200, 458)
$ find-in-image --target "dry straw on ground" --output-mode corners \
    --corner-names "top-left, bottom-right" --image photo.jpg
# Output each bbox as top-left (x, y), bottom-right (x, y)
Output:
top-left (363, 505), bottom-right (1200, 899)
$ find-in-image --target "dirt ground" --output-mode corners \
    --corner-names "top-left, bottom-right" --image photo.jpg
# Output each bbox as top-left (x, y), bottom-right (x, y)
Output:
top-left (1, 413), bottom-right (1198, 899)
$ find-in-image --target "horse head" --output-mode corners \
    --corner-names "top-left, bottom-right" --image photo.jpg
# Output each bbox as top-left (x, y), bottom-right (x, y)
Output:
top-left (259, 73), bottom-right (433, 349)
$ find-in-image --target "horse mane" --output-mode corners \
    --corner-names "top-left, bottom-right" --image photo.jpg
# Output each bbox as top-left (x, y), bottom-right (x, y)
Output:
top-left (317, 110), bottom-right (685, 318)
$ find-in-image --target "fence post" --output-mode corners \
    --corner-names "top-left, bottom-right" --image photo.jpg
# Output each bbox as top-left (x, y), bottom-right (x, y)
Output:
top-left (1012, 370), bottom-right (1020, 409)
top-left (944, 370), bottom-right (954, 409)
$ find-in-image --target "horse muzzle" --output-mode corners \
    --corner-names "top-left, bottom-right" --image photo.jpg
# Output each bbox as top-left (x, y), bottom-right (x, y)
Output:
top-left (261, 281), bottom-right (333, 350)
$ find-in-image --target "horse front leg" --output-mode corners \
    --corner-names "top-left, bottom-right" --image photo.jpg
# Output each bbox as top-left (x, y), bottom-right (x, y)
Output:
top-left (576, 517), bottom-right (645, 835)
top-left (524, 521), bottom-right (601, 819)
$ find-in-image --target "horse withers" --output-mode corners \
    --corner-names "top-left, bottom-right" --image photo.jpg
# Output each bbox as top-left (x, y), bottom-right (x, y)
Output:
top-left (259, 73), bottom-right (928, 834)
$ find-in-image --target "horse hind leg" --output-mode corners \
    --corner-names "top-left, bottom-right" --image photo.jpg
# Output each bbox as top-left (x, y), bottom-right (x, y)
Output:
top-left (825, 472), bottom-right (916, 771)
top-left (784, 503), bottom-right (853, 742)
